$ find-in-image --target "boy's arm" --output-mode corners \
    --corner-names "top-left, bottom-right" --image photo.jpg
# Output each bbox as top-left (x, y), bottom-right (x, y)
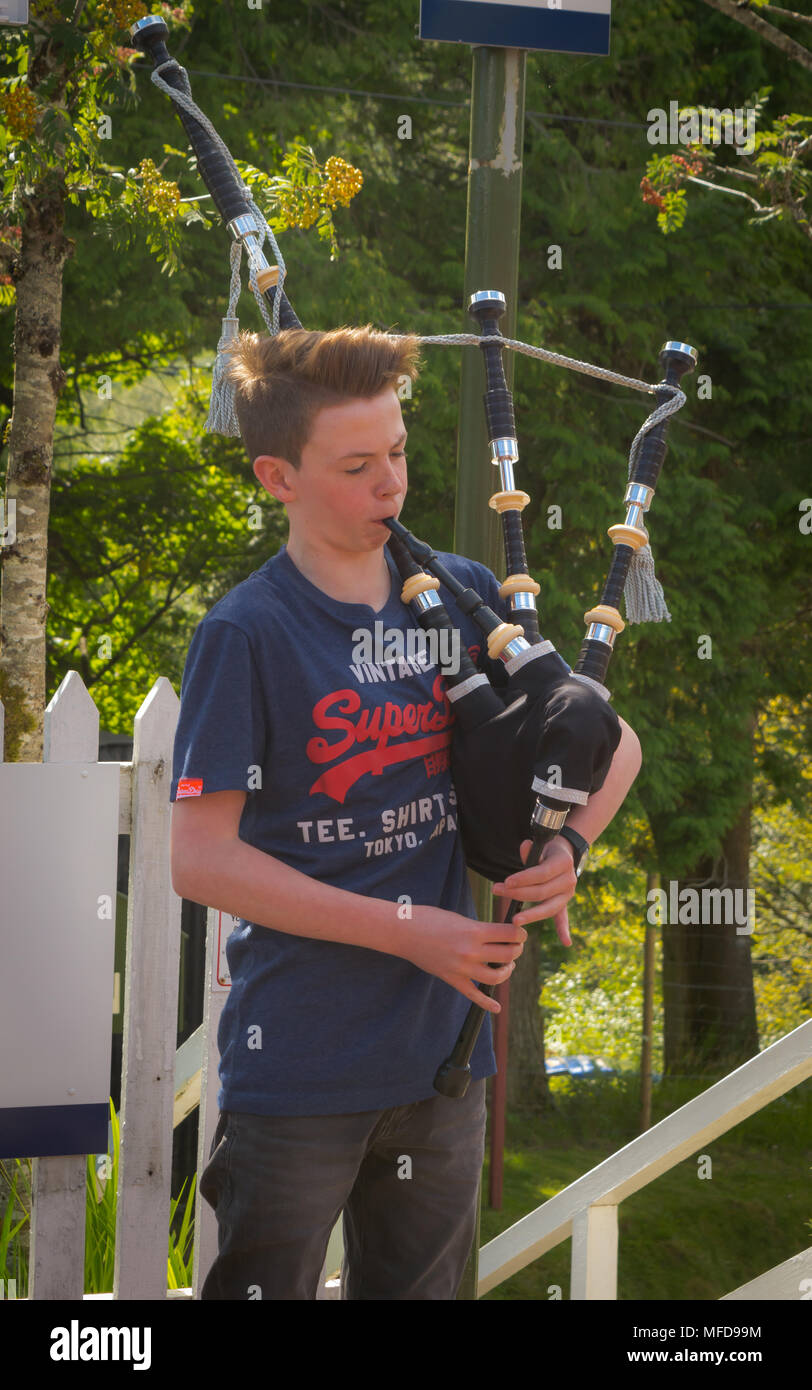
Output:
top-left (171, 790), bottom-right (527, 1013)
top-left (169, 614), bottom-right (526, 1012)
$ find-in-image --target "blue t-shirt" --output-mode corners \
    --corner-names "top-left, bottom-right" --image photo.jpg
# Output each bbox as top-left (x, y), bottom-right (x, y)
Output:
top-left (170, 540), bottom-right (514, 1116)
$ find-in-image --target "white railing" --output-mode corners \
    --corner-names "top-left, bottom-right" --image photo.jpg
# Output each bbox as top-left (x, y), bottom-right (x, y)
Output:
top-left (477, 1019), bottom-right (812, 1299)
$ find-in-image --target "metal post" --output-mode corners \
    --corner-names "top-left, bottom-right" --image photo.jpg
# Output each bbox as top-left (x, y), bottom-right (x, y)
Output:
top-left (454, 45), bottom-right (527, 573)
top-left (639, 871), bottom-right (659, 1132)
top-left (453, 43), bottom-right (527, 1302)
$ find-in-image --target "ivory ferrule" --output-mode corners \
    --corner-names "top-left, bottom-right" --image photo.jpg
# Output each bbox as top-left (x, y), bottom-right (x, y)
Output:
top-left (499, 572), bottom-right (541, 597)
top-left (400, 573), bottom-right (441, 605)
top-left (486, 623), bottom-right (527, 661)
top-left (489, 489), bottom-right (530, 515)
top-left (607, 523), bottom-right (648, 551)
top-left (583, 605), bottom-right (625, 634)
top-left (255, 266), bottom-right (280, 293)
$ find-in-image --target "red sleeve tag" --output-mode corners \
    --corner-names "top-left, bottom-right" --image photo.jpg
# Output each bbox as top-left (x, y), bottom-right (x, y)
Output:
top-left (176, 777), bottom-right (204, 799)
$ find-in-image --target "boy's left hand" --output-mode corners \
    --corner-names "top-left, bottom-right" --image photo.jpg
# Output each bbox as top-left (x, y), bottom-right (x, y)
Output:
top-left (492, 837), bottom-right (576, 947)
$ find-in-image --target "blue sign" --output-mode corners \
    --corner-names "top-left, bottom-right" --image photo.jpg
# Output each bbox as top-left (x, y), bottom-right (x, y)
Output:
top-left (419, 1), bottom-right (611, 56)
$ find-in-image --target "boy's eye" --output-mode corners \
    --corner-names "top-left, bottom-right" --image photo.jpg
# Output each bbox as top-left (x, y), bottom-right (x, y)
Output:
top-left (346, 451), bottom-right (406, 476)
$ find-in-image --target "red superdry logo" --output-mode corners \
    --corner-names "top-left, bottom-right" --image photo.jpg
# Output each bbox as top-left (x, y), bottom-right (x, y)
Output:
top-left (307, 671), bottom-right (455, 803)
top-left (176, 777), bottom-right (204, 798)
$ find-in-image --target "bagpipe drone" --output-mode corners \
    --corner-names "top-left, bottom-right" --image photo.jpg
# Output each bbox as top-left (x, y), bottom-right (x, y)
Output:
top-left (131, 13), bottom-right (697, 1097)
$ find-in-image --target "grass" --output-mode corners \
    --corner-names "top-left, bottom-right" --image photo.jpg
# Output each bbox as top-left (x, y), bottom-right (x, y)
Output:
top-left (479, 1072), bottom-right (812, 1300)
top-left (2, 1077), bottom-right (808, 1300)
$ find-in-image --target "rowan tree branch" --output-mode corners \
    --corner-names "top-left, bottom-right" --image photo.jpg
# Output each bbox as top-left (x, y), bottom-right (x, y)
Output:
top-left (711, 164), bottom-right (766, 182)
top-left (699, 0), bottom-right (812, 70)
top-left (685, 172), bottom-right (766, 207)
top-left (764, 6), bottom-right (812, 27)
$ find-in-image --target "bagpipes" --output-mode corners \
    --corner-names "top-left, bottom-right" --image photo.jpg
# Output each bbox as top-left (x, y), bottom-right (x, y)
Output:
top-left (131, 13), bottom-right (697, 1097)
top-left (384, 303), bottom-right (696, 1094)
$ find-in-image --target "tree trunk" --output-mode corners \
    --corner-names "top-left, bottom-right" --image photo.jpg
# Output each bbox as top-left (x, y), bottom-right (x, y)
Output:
top-left (655, 726), bottom-right (760, 1076)
top-left (0, 178), bottom-right (71, 762)
top-left (506, 924), bottom-right (553, 1111)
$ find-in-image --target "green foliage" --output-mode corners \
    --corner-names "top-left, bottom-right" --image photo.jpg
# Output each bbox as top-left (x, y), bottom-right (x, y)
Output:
top-left (542, 855), bottom-right (664, 1072)
top-left (642, 86), bottom-right (812, 239)
top-left (20, 0), bottom-right (807, 876)
top-left (235, 143), bottom-right (363, 261)
top-left (750, 697), bottom-right (812, 1043)
top-left (0, 1), bottom-right (196, 299)
top-left (46, 376), bottom-right (287, 732)
top-left (1, 0), bottom-right (808, 1082)
top-left (658, 187), bottom-right (688, 234)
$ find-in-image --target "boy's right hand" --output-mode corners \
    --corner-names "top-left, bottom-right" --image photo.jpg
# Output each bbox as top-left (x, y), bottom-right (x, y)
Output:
top-left (400, 906), bottom-right (527, 1013)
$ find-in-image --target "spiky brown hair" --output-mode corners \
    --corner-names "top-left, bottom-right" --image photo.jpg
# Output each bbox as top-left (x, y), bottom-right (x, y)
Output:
top-left (223, 325), bottom-right (422, 467)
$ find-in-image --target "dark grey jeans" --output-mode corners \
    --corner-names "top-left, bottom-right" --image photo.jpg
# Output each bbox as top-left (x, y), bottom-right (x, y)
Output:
top-left (198, 1078), bottom-right (487, 1301)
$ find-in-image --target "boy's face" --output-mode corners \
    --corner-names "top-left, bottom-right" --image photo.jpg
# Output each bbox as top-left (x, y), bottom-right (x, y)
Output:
top-left (254, 387), bottom-right (408, 557)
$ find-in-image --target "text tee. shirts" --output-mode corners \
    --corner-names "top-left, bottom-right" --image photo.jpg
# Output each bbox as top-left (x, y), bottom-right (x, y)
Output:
top-left (170, 539), bottom-right (521, 1116)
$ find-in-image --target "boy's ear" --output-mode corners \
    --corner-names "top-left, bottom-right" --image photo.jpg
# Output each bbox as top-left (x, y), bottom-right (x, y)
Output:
top-left (254, 454), bottom-right (296, 503)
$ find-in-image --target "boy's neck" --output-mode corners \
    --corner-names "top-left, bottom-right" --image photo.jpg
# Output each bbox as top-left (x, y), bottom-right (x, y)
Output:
top-left (285, 536), bottom-right (392, 612)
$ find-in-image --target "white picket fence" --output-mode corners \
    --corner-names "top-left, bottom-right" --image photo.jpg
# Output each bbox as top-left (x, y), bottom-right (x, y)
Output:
top-left (3, 671), bottom-right (185, 1299)
top-left (1, 669), bottom-right (342, 1301)
top-left (2, 669), bottom-right (810, 1300)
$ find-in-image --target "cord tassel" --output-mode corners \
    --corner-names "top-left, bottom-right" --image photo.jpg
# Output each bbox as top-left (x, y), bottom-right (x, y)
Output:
top-left (625, 539), bottom-right (671, 623)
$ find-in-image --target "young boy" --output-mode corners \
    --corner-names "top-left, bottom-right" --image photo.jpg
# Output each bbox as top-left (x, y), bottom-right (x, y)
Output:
top-left (169, 324), bottom-right (642, 1301)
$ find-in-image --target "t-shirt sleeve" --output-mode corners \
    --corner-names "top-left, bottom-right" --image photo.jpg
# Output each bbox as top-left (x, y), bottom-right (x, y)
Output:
top-left (170, 617), bottom-right (267, 803)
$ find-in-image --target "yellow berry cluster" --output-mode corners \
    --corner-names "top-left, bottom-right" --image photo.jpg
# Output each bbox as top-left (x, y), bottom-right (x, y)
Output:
top-left (0, 85), bottom-right (38, 140)
top-left (286, 194), bottom-right (321, 230)
top-left (276, 156), bottom-right (363, 230)
top-left (135, 158), bottom-right (181, 216)
top-left (98, 0), bottom-right (148, 31)
top-left (322, 156), bottom-right (363, 208)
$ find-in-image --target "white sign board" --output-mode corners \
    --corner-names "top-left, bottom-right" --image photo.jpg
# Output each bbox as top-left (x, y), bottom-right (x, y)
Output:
top-left (0, 1), bottom-right (29, 25)
top-left (419, 0), bottom-right (611, 56)
top-left (215, 910), bottom-right (235, 990)
top-left (0, 762), bottom-right (119, 1157)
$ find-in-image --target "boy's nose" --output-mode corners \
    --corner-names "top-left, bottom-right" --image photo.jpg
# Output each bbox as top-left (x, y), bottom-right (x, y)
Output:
top-left (377, 460), bottom-right (405, 494)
